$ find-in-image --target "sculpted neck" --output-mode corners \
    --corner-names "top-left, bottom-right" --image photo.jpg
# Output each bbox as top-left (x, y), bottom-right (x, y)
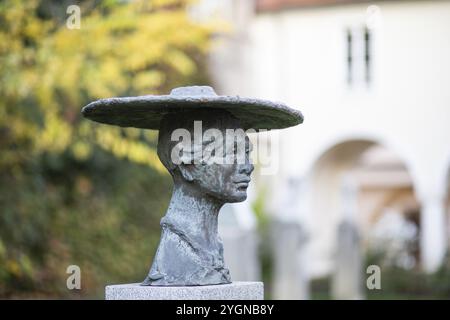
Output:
top-left (163, 182), bottom-right (224, 247)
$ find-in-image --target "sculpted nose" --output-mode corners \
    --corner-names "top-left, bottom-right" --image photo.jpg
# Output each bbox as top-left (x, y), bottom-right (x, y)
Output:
top-left (240, 163), bottom-right (254, 175)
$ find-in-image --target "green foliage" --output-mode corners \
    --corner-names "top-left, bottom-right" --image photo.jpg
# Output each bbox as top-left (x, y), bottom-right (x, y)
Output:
top-left (0, 0), bottom-right (213, 298)
top-left (365, 252), bottom-right (450, 299)
top-left (309, 253), bottom-right (450, 300)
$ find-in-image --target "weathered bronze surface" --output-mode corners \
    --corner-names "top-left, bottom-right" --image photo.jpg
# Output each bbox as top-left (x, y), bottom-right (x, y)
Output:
top-left (82, 86), bottom-right (303, 286)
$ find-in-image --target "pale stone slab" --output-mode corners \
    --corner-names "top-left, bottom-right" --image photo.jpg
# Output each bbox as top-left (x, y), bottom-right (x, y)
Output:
top-left (105, 282), bottom-right (264, 300)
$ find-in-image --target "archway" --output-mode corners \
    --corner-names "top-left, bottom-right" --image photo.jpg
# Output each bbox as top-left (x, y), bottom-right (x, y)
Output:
top-left (307, 139), bottom-right (420, 278)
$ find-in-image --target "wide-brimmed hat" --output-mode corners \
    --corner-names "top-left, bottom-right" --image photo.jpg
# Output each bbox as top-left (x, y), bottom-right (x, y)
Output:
top-left (81, 86), bottom-right (303, 130)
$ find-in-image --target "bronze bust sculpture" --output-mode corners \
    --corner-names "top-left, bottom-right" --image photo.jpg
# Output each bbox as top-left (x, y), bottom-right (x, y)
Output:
top-left (82, 86), bottom-right (303, 286)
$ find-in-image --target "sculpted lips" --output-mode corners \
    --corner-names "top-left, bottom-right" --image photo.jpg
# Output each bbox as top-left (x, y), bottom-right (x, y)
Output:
top-left (233, 177), bottom-right (251, 190)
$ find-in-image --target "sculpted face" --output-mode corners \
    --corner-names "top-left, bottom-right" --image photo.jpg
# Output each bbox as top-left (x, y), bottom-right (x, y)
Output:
top-left (157, 109), bottom-right (255, 204)
top-left (187, 133), bottom-right (254, 203)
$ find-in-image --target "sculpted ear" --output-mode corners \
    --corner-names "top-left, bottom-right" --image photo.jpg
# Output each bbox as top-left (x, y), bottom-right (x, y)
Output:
top-left (178, 164), bottom-right (195, 182)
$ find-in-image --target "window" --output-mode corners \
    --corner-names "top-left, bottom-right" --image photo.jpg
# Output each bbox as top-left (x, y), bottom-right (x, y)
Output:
top-left (346, 26), bottom-right (372, 86)
top-left (346, 28), bottom-right (353, 84)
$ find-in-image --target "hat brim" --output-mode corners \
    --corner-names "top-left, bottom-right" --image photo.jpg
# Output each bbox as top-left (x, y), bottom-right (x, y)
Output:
top-left (81, 95), bottom-right (303, 130)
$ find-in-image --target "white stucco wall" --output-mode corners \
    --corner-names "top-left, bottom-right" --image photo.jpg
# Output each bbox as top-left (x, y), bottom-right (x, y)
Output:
top-left (246, 1), bottom-right (450, 195)
top-left (209, 0), bottom-right (450, 275)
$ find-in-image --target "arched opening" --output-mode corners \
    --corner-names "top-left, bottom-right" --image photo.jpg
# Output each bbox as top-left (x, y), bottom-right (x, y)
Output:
top-left (307, 139), bottom-right (420, 298)
top-left (356, 145), bottom-right (420, 270)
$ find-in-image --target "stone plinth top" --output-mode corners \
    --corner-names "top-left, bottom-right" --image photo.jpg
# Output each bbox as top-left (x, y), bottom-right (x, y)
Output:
top-left (105, 282), bottom-right (264, 300)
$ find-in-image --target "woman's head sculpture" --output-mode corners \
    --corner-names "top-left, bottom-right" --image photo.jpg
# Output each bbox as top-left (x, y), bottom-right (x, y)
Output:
top-left (157, 109), bottom-right (254, 204)
top-left (82, 86), bottom-right (303, 286)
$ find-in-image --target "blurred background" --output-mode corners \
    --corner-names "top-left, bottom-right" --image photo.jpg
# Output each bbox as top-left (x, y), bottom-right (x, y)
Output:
top-left (0, 0), bottom-right (449, 299)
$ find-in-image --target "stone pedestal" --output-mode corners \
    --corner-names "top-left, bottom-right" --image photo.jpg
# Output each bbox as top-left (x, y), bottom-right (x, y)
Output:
top-left (105, 282), bottom-right (264, 300)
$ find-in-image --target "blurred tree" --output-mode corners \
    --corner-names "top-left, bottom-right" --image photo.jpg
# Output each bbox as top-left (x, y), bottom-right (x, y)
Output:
top-left (0, 0), bottom-right (214, 297)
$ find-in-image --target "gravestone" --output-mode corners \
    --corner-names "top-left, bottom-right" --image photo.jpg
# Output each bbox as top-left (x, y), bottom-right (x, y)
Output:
top-left (332, 220), bottom-right (363, 300)
top-left (331, 176), bottom-right (364, 300)
top-left (218, 192), bottom-right (261, 282)
top-left (272, 218), bottom-right (309, 300)
top-left (271, 177), bottom-right (310, 300)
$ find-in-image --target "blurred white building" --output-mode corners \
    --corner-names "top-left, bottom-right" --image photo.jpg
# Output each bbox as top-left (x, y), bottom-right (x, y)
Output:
top-left (201, 0), bottom-right (450, 277)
